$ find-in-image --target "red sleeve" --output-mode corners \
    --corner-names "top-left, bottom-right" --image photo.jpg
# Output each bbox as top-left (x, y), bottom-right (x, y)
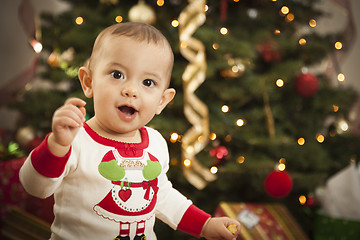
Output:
top-left (177, 204), bottom-right (211, 238)
top-left (30, 134), bottom-right (71, 178)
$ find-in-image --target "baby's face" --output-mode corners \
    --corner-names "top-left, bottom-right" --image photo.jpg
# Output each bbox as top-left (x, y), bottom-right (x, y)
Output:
top-left (87, 35), bottom-right (175, 137)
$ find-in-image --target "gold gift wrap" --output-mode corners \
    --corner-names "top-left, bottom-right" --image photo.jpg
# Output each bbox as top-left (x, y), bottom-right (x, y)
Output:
top-left (214, 202), bottom-right (309, 240)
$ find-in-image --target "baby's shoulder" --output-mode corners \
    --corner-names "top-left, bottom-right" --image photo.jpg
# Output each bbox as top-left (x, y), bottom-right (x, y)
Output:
top-left (144, 126), bottom-right (163, 138)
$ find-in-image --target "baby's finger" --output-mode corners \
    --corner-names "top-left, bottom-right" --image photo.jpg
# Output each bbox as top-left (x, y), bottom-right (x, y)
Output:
top-left (54, 105), bottom-right (85, 126)
top-left (65, 97), bottom-right (87, 108)
top-left (79, 106), bottom-right (86, 120)
top-left (66, 105), bottom-right (86, 124)
top-left (65, 98), bottom-right (87, 121)
top-left (56, 115), bottom-right (83, 129)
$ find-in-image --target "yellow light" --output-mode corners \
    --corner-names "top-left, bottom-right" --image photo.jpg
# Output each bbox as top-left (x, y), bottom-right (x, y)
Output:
top-left (31, 40), bottom-right (43, 53)
top-left (210, 166), bottom-right (218, 174)
top-left (209, 132), bottom-right (217, 141)
top-left (186, 146), bottom-right (194, 154)
top-left (204, 5), bottom-right (209, 12)
top-left (276, 78), bottom-right (284, 87)
top-left (212, 43), bottom-right (219, 50)
top-left (180, 41), bottom-right (187, 48)
top-left (299, 195), bottom-right (307, 205)
top-left (279, 158), bottom-right (286, 164)
top-left (335, 41), bottom-right (343, 50)
top-left (228, 58), bottom-right (234, 65)
top-left (115, 16), bottom-right (123, 23)
top-left (232, 66), bottom-right (239, 73)
top-left (233, 0), bottom-right (240, 2)
top-left (333, 105), bottom-right (339, 112)
top-left (274, 29), bottom-right (281, 34)
top-left (298, 137), bottom-right (305, 145)
top-left (286, 13), bottom-right (295, 22)
top-left (157, 0), bottom-right (164, 6)
top-left (25, 83), bottom-right (32, 91)
top-left (183, 159), bottom-right (191, 167)
top-left (237, 156), bottom-right (245, 164)
top-left (337, 73), bottom-right (345, 82)
top-left (225, 134), bottom-right (232, 142)
top-left (170, 132), bottom-right (179, 143)
top-left (170, 158), bottom-right (178, 166)
top-left (220, 27), bottom-right (228, 35)
top-left (309, 19), bottom-right (317, 27)
top-left (278, 163), bottom-right (286, 171)
top-left (299, 38), bottom-right (307, 45)
top-left (338, 119), bottom-right (349, 132)
top-left (171, 20), bottom-right (179, 28)
top-left (75, 16), bottom-right (84, 25)
top-left (221, 105), bottom-right (229, 113)
top-left (281, 6), bottom-right (289, 15)
top-left (236, 119), bottom-right (245, 127)
top-left (316, 134), bottom-right (325, 143)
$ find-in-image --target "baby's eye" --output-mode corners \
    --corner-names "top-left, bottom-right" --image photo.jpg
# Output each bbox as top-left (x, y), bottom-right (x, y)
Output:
top-left (143, 79), bottom-right (156, 87)
top-left (111, 70), bottom-right (124, 79)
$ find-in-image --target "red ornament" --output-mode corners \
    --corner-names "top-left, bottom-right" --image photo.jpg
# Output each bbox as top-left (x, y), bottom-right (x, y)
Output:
top-left (209, 146), bottom-right (229, 160)
top-left (257, 42), bottom-right (282, 62)
top-left (264, 170), bottom-right (293, 198)
top-left (294, 73), bottom-right (319, 97)
top-left (305, 193), bottom-right (317, 207)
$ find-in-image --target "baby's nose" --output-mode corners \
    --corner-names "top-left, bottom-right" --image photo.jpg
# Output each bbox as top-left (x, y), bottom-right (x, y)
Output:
top-left (121, 84), bottom-right (137, 98)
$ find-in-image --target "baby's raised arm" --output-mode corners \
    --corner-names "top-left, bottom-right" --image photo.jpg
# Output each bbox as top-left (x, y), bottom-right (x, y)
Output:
top-left (47, 97), bottom-right (86, 157)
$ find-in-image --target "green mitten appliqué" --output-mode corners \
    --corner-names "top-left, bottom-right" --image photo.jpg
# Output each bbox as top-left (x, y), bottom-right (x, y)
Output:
top-left (98, 160), bottom-right (125, 181)
top-left (142, 160), bottom-right (161, 181)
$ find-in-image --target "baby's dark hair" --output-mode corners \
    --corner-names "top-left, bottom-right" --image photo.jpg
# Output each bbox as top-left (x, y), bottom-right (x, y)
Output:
top-left (111, 22), bottom-right (168, 44)
top-left (88, 22), bottom-right (174, 71)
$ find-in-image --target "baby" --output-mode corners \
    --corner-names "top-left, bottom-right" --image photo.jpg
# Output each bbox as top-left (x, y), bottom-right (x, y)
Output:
top-left (20, 22), bottom-right (240, 240)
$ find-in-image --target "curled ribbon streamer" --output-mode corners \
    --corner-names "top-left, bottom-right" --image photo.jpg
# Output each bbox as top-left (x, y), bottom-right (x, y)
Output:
top-left (179, 0), bottom-right (216, 190)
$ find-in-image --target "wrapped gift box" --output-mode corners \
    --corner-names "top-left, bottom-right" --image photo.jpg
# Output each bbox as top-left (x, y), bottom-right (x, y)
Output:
top-left (0, 157), bottom-right (54, 225)
top-left (214, 202), bottom-right (309, 240)
top-left (0, 157), bottom-right (28, 223)
top-left (1, 206), bottom-right (51, 240)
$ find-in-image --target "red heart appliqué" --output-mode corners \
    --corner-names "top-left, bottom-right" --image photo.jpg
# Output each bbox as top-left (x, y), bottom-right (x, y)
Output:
top-left (118, 189), bottom-right (132, 202)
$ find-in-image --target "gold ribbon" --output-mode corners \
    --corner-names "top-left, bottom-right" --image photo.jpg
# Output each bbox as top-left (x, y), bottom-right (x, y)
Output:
top-left (178, 0), bottom-right (216, 189)
top-left (263, 90), bottom-right (275, 139)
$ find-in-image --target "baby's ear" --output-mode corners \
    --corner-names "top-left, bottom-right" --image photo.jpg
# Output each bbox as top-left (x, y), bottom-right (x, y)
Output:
top-left (78, 67), bottom-right (93, 98)
top-left (156, 88), bottom-right (176, 115)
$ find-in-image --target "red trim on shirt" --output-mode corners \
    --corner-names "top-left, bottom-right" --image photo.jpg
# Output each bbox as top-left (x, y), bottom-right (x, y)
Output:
top-left (177, 205), bottom-right (211, 238)
top-left (94, 188), bottom-right (157, 216)
top-left (83, 123), bottom-right (149, 157)
top-left (31, 134), bottom-right (71, 178)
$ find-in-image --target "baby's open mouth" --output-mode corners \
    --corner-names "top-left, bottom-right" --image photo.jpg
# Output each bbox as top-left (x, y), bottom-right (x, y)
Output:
top-left (118, 106), bottom-right (137, 115)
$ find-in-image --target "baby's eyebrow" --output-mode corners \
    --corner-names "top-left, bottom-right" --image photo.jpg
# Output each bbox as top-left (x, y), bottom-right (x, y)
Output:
top-left (106, 62), bottom-right (126, 69)
top-left (143, 71), bottom-right (161, 81)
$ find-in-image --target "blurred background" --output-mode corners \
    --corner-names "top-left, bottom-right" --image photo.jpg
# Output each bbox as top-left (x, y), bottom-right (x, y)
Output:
top-left (1, 0), bottom-right (360, 239)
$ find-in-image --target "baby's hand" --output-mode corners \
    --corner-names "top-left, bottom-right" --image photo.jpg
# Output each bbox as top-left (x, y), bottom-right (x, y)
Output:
top-left (201, 217), bottom-right (240, 240)
top-left (48, 98), bottom-right (86, 156)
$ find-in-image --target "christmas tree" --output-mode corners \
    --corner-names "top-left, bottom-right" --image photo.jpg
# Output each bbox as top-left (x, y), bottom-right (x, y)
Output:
top-left (12, 0), bottom-right (360, 238)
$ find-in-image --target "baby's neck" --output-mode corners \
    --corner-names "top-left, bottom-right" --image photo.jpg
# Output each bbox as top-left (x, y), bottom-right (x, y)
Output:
top-left (114, 130), bottom-right (142, 143)
top-left (86, 118), bottom-right (142, 143)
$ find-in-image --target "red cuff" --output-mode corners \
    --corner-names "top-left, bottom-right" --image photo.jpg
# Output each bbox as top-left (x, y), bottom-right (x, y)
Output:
top-left (31, 134), bottom-right (71, 178)
top-left (177, 205), bottom-right (211, 238)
